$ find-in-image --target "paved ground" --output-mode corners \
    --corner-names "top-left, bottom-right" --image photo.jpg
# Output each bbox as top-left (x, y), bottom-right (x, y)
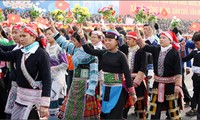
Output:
top-left (128, 72), bottom-right (197, 119)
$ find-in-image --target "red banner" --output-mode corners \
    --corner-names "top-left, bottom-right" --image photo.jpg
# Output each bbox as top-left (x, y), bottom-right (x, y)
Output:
top-left (119, 1), bottom-right (200, 20)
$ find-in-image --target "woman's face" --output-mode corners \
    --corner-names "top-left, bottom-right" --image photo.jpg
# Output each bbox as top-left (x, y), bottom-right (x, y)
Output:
top-left (71, 37), bottom-right (81, 48)
top-left (159, 34), bottom-right (171, 47)
top-left (12, 29), bottom-right (21, 43)
top-left (126, 37), bottom-right (137, 47)
top-left (90, 34), bottom-right (101, 45)
top-left (104, 38), bottom-right (118, 51)
top-left (45, 29), bottom-right (54, 44)
top-left (20, 32), bottom-right (35, 47)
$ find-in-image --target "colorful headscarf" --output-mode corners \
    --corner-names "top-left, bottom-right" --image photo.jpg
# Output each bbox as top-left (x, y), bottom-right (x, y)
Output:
top-left (105, 30), bottom-right (120, 40)
top-left (22, 24), bottom-right (39, 38)
top-left (159, 31), bottom-right (180, 50)
top-left (22, 23), bottom-right (47, 48)
top-left (91, 31), bottom-right (104, 40)
top-left (12, 24), bottom-right (22, 31)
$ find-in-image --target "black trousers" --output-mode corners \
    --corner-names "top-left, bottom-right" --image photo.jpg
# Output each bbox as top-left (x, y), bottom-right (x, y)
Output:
top-left (0, 79), bottom-right (8, 119)
top-left (190, 74), bottom-right (198, 109)
top-left (191, 74), bottom-right (200, 119)
top-left (101, 87), bottom-right (128, 119)
top-left (182, 68), bottom-right (191, 103)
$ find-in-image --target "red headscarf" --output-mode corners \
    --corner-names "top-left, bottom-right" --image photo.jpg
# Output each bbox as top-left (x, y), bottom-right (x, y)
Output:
top-left (160, 31), bottom-right (180, 50)
top-left (22, 23), bottom-right (47, 48)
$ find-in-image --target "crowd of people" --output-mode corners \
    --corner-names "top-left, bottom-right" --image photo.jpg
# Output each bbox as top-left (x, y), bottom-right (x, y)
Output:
top-left (2, 7), bottom-right (199, 35)
top-left (0, 6), bottom-right (200, 120)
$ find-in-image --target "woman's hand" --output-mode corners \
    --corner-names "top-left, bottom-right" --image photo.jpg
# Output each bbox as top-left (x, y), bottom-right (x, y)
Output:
top-left (134, 25), bottom-right (141, 39)
top-left (174, 85), bottom-right (182, 98)
top-left (39, 106), bottom-right (49, 118)
top-left (77, 28), bottom-right (85, 39)
top-left (133, 82), bottom-right (139, 88)
top-left (131, 94), bottom-right (137, 103)
top-left (49, 18), bottom-right (54, 27)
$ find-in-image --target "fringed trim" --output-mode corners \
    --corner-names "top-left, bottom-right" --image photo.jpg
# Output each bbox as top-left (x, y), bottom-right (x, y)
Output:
top-left (166, 94), bottom-right (179, 101)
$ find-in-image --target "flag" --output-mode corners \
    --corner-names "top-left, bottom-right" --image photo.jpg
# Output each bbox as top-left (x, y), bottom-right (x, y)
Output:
top-left (55, 0), bottom-right (70, 11)
top-left (35, 17), bottom-right (48, 25)
top-left (7, 14), bottom-right (20, 23)
top-left (161, 8), bottom-right (168, 18)
top-left (189, 22), bottom-right (200, 32)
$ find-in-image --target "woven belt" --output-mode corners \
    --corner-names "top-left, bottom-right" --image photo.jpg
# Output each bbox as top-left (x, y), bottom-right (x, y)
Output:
top-left (74, 68), bottom-right (89, 78)
top-left (104, 72), bottom-right (123, 83)
top-left (154, 75), bottom-right (176, 83)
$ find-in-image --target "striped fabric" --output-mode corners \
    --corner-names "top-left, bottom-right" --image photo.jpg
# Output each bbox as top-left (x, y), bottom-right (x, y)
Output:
top-left (4, 82), bottom-right (17, 114)
top-left (64, 78), bottom-right (100, 120)
top-left (11, 103), bottom-right (27, 119)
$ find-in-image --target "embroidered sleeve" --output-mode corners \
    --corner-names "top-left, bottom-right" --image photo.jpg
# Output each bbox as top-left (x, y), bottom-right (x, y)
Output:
top-left (85, 60), bottom-right (98, 96)
top-left (147, 53), bottom-right (154, 76)
top-left (51, 51), bottom-right (68, 74)
top-left (40, 97), bottom-right (50, 107)
top-left (53, 31), bottom-right (75, 54)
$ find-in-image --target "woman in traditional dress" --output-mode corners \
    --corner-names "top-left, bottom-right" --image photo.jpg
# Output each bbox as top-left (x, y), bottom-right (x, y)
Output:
top-left (0, 23), bottom-right (51, 119)
top-left (50, 20), bottom-right (100, 119)
top-left (79, 29), bottom-right (137, 119)
top-left (44, 27), bottom-right (68, 119)
top-left (88, 30), bottom-right (105, 99)
top-left (2, 23), bottom-right (23, 119)
top-left (123, 31), bottom-right (148, 119)
top-left (136, 26), bottom-right (183, 119)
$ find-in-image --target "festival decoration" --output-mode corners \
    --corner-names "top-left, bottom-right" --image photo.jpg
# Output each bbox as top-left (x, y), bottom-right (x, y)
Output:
top-left (65, 10), bottom-right (74, 25)
top-left (98, 5), bottom-right (116, 23)
top-left (72, 4), bottom-right (90, 24)
top-left (189, 22), bottom-right (200, 32)
top-left (35, 17), bottom-right (48, 25)
top-left (161, 8), bottom-right (168, 18)
top-left (50, 9), bottom-right (66, 22)
top-left (7, 14), bottom-right (21, 23)
top-left (55, 0), bottom-right (70, 11)
top-left (133, 6), bottom-right (159, 24)
top-left (0, 8), bottom-right (5, 22)
top-left (29, 5), bottom-right (44, 21)
top-left (170, 16), bottom-right (181, 29)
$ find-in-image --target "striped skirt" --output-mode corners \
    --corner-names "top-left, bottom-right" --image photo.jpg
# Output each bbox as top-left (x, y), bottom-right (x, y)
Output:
top-left (5, 81), bottom-right (18, 114)
top-left (63, 78), bottom-right (100, 120)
